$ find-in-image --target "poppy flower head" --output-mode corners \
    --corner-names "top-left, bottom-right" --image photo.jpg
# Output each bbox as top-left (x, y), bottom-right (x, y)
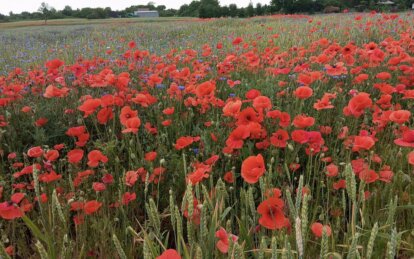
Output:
top-left (257, 197), bottom-right (288, 230)
top-left (84, 200), bottom-right (102, 215)
top-left (294, 86), bottom-right (313, 99)
top-left (389, 110), bottom-right (410, 124)
top-left (196, 81), bottom-right (215, 98)
top-left (346, 92), bottom-right (372, 117)
top-left (223, 100), bottom-right (242, 117)
top-left (156, 249), bottom-right (181, 259)
top-left (352, 136), bottom-right (375, 152)
top-left (394, 129), bottom-right (414, 147)
top-left (87, 150), bottom-right (108, 168)
top-left (311, 222), bottom-right (332, 238)
top-left (270, 129), bottom-right (289, 148)
top-left (253, 95), bottom-right (272, 111)
top-left (408, 151), bottom-right (414, 165)
top-left (241, 154), bottom-right (266, 184)
top-left (27, 146), bottom-right (43, 158)
top-left (215, 227), bottom-right (238, 253)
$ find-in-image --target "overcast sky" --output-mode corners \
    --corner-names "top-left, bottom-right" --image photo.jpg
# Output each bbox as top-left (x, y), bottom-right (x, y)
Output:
top-left (1, 0), bottom-right (270, 14)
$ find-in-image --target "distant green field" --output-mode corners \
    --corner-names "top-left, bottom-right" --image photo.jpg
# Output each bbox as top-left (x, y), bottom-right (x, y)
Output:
top-left (0, 17), bottom-right (197, 29)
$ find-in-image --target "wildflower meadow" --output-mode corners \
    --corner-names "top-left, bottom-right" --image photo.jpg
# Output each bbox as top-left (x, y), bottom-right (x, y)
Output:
top-left (0, 13), bottom-right (414, 258)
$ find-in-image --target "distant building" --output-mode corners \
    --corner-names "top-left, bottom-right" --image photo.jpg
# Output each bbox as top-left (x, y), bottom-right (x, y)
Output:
top-left (133, 8), bottom-right (159, 18)
top-left (377, 0), bottom-right (394, 5)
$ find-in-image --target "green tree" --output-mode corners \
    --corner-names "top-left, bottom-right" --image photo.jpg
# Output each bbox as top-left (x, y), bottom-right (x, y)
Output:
top-left (61, 5), bottom-right (73, 16)
top-left (238, 7), bottom-right (246, 17)
top-left (229, 4), bottom-right (238, 17)
top-left (221, 6), bottom-right (230, 16)
top-left (246, 1), bottom-right (255, 17)
top-left (199, 0), bottom-right (221, 18)
top-left (256, 3), bottom-right (264, 15)
top-left (178, 1), bottom-right (201, 17)
top-left (38, 2), bottom-right (51, 24)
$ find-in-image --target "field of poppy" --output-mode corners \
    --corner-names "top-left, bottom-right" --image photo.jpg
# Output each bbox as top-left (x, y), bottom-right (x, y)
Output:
top-left (1, 12), bottom-right (414, 258)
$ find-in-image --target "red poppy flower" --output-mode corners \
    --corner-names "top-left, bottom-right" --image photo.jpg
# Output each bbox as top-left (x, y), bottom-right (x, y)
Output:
top-left (0, 202), bottom-right (24, 220)
top-left (87, 150), bottom-right (108, 168)
top-left (54, 144), bottom-right (65, 150)
top-left (43, 85), bottom-right (69, 98)
top-left (325, 163), bottom-right (338, 177)
top-left (196, 81), bottom-right (215, 98)
top-left (270, 129), bottom-right (289, 148)
top-left (311, 222), bottom-right (332, 238)
top-left (162, 107), bottom-right (175, 115)
top-left (78, 98), bottom-right (101, 118)
top-left (122, 192), bottom-right (136, 205)
top-left (5, 246), bottom-right (13, 256)
top-left (294, 86), bottom-right (313, 99)
top-left (291, 130), bottom-right (309, 144)
top-left (120, 106), bottom-right (138, 126)
top-left (66, 126), bottom-right (86, 137)
top-left (35, 118), bottom-right (48, 127)
top-left (92, 182), bottom-right (106, 192)
top-left (226, 125), bottom-right (250, 149)
top-left (27, 146), bottom-right (43, 158)
top-left (376, 72), bottom-right (391, 80)
top-left (157, 249), bottom-right (181, 259)
top-left (21, 106), bottom-right (31, 113)
top-left (333, 179), bottom-right (346, 190)
top-left (359, 168), bottom-right (379, 183)
top-left (102, 174), bottom-right (114, 184)
top-left (122, 117), bottom-right (141, 134)
top-left (125, 171), bottom-right (139, 187)
top-left (246, 89), bottom-right (261, 100)
top-left (183, 199), bottom-right (201, 225)
top-left (44, 150), bottom-right (59, 162)
top-left (67, 149), bottom-right (84, 164)
top-left (128, 41), bottom-right (136, 49)
top-left (241, 154), bottom-right (265, 184)
top-left (174, 136), bottom-right (197, 150)
top-left (408, 151), bottom-right (414, 165)
top-left (84, 200), bottom-right (102, 215)
top-left (394, 129), bottom-right (414, 147)
top-left (379, 166), bottom-right (393, 183)
top-left (215, 227), bottom-right (238, 253)
top-left (223, 171), bottom-right (234, 183)
top-left (237, 107), bottom-right (261, 125)
top-left (253, 96), bottom-right (272, 111)
top-left (223, 100), bottom-right (242, 117)
top-left (39, 171), bottom-right (62, 183)
top-left (97, 107), bottom-right (114, 125)
top-left (389, 110), bottom-right (410, 124)
top-left (293, 115), bottom-right (315, 129)
top-left (144, 151), bottom-right (157, 161)
top-left (187, 168), bottom-right (209, 185)
top-left (345, 92), bottom-right (372, 117)
top-left (257, 197), bottom-right (288, 230)
top-left (232, 37), bottom-right (243, 45)
top-left (352, 136), bottom-right (375, 152)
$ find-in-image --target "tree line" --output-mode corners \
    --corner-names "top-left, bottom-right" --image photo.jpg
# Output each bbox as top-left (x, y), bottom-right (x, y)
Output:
top-left (0, 0), bottom-right (413, 23)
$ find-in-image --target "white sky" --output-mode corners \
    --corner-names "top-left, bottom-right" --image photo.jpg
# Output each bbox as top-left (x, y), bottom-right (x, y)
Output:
top-left (1, 0), bottom-right (269, 14)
